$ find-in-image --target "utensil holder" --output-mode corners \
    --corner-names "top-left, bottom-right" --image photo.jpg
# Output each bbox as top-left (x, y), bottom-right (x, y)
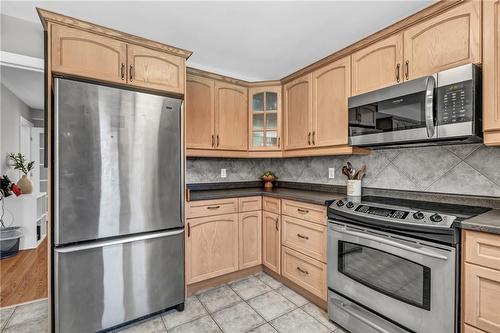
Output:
top-left (347, 180), bottom-right (362, 197)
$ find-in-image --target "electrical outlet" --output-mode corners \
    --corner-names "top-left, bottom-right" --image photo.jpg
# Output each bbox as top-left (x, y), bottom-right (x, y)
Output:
top-left (329, 168), bottom-right (335, 179)
top-left (220, 168), bottom-right (227, 178)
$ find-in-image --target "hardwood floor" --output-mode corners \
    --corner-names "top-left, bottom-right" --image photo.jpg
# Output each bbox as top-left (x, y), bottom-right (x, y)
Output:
top-left (0, 238), bottom-right (48, 307)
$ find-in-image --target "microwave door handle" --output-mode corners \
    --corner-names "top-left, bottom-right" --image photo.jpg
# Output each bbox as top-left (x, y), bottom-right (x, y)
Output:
top-left (425, 76), bottom-right (436, 138)
top-left (333, 225), bottom-right (448, 260)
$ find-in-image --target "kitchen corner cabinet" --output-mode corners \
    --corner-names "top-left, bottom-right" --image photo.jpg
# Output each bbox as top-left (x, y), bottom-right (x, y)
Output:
top-left (351, 33), bottom-right (403, 96)
top-left (186, 213), bottom-right (239, 284)
top-left (239, 211), bottom-right (262, 269)
top-left (50, 24), bottom-right (186, 94)
top-left (403, 1), bottom-right (481, 80)
top-left (127, 44), bottom-right (184, 94)
top-left (51, 24), bottom-right (127, 84)
top-left (284, 74), bottom-right (312, 150)
top-left (248, 86), bottom-right (282, 150)
top-left (215, 81), bottom-right (248, 151)
top-left (186, 75), bottom-right (215, 149)
top-left (262, 211), bottom-right (281, 274)
top-left (312, 56), bottom-right (351, 147)
top-left (483, 0), bottom-right (500, 146)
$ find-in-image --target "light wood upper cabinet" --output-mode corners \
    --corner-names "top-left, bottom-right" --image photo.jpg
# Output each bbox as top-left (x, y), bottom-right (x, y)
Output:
top-left (127, 44), bottom-right (185, 94)
top-left (186, 75), bottom-right (215, 149)
top-left (483, 0), bottom-right (500, 146)
top-left (263, 211), bottom-right (281, 274)
top-left (351, 33), bottom-right (403, 95)
top-left (312, 56), bottom-right (351, 147)
top-left (215, 82), bottom-right (248, 151)
top-left (248, 86), bottom-right (282, 151)
top-left (464, 263), bottom-right (500, 333)
top-left (51, 24), bottom-right (127, 84)
top-left (284, 74), bottom-right (312, 150)
top-left (186, 213), bottom-right (239, 284)
top-left (238, 211), bottom-right (262, 269)
top-left (403, 1), bottom-right (481, 80)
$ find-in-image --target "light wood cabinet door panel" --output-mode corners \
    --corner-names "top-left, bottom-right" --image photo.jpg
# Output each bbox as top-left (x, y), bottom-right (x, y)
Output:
top-left (51, 24), bottom-right (126, 83)
top-left (351, 33), bottom-right (403, 95)
top-left (403, 1), bottom-right (481, 80)
top-left (186, 75), bottom-right (215, 149)
top-left (238, 211), bottom-right (262, 269)
top-left (262, 211), bottom-right (281, 274)
top-left (282, 215), bottom-right (327, 262)
top-left (282, 199), bottom-right (327, 225)
top-left (215, 82), bottom-right (248, 151)
top-left (463, 324), bottom-right (487, 333)
top-left (464, 263), bottom-right (500, 333)
top-left (127, 44), bottom-right (184, 94)
top-left (186, 198), bottom-right (238, 219)
top-left (238, 196), bottom-right (262, 212)
top-left (483, 0), bottom-right (500, 144)
top-left (312, 56), bottom-right (351, 147)
top-left (465, 230), bottom-right (500, 271)
top-left (284, 74), bottom-right (312, 150)
top-left (186, 213), bottom-right (239, 284)
top-left (282, 246), bottom-right (327, 300)
top-left (263, 197), bottom-right (281, 214)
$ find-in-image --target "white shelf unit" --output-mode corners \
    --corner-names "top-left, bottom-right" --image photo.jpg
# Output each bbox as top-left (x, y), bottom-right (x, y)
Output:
top-left (4, 192), bottom-right (48, 250)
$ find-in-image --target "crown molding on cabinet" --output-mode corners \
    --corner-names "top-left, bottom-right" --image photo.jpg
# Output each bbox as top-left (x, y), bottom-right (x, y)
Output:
top-left (37, 8), bottom-right (193, 59)
top-left (187, 67), bottom-right (281, 88)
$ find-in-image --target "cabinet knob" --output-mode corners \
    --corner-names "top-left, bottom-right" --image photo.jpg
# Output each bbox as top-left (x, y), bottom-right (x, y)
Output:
top-left (296, 266), bottom-right (309, 275)
top-left (129, 65), bottom-right (134, 81)
top-left (216, 134), bottom-right (220, 147)
top-left (404, 61), bottom-right (409, 80)
top-left (275, 219), bottom-right (279, 231)
top-left (395, 63), bottom-right (400, 83)
top-left (312, 131), bottom-right (316, 145)
top-left (120, 63), bottom-right (125, 80)
top-left (308, 132), bottom-right (311, 145)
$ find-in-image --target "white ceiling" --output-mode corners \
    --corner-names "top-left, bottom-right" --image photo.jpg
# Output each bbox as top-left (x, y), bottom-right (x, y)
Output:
top-left (1, 66), bottom-right (44, 109)
top-left (0, 1), bottom-right (434, 81)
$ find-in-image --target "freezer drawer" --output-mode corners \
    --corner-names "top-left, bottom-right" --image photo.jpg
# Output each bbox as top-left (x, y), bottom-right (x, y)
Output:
top-left (54, 229), bottom-right (184, 333)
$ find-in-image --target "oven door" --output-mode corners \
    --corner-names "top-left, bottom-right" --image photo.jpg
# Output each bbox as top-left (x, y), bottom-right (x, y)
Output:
top-left (328, 222), bottom-right (456, 333)
top-left (348, 75), bottom-right (436, 147)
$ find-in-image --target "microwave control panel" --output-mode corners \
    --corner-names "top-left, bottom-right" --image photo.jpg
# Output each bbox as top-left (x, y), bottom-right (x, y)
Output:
top-left (437, 80), bottom-right (473, 125)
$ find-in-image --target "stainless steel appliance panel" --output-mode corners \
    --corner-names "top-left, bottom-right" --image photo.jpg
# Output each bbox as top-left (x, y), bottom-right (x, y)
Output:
top-left (54, 78), bottom-right (183, 245)
top-left (328, 222), bottom-right (456, 333)
top-left (54, 229), bottom-right (184, 333)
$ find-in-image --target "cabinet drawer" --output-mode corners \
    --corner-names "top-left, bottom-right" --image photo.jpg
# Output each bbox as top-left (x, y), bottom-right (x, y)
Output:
top-left (186, 198), bottom-right (238, 218)
top-left (263, 197), bottom-right (281, 214)
top-left (282, 246), bottom-right (327, 300)
top-left (463, 324), bottom-right (487, 333)
top-left (465, 231), bottom-right (500, 271)
top-left (238, 196), bottom-right (262, 212)
top-left (464, 263), bottom-right (500, 333)
top-left (282, 215), bottom-right (326, 262)
top-left (282, 199), bottom-right (326, 225)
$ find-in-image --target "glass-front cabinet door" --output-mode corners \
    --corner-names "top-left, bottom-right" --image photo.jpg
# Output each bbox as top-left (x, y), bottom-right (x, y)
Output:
top-left (249, 86), bottom-right (281, 150)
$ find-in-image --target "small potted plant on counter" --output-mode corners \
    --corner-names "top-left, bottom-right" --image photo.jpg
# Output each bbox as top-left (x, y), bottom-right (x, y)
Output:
top-left (8, 153), bottom-right (35, 194)
top-left (261, 171), bottom-right (278, 189)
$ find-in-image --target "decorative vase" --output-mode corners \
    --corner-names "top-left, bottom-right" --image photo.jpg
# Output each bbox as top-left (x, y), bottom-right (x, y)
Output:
top-left (347, 179), bottom-right (362, 197)
top-left (17, 175), bottom-right (33, 194)
top-left (261, 176), bottom-right (276, 189)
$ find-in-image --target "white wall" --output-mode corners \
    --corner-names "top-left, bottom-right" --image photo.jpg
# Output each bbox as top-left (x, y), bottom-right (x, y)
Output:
top-left (0, 14), bottom-right (44, 59)
top-left (1, 83), bottom-right (32, 180)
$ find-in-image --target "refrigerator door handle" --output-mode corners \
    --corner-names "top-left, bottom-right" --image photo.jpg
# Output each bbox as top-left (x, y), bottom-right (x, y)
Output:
top-left (55, 229), bottom-right (184, 253)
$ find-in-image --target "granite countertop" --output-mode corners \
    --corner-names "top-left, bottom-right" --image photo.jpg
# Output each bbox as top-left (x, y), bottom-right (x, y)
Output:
top-left (188, 187), bottom-right (344, 206)
top-left (459, 209), bottom-right (500, 235)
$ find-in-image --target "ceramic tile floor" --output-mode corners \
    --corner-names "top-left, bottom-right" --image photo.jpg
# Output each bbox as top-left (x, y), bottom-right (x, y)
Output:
top-left (0, 272), bottom-right (349, 333)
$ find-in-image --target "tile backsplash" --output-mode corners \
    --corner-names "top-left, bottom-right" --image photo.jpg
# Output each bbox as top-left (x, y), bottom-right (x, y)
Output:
top-left (187, 144), bottom-right (500, 197)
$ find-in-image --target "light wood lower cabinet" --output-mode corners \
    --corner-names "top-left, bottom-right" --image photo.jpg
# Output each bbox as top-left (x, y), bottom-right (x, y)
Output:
top-left (463, 263), bottom-right (500, 333)
top-left (186, 213), bottom-right (239, 284)
top-left (186, 198), bottom-right (238, 219)
top-left (464, 324), bottom-right (487, 333)
top-left (51, 24), bottom-right (127, 84)
top-left (262, 211), bottom-right (281, 274)
top-left (239, 211), bottom-right (262, 269)
top-left (239, 196), bottom-right (262, 212)
top-left (282, 199), bottom-right (326, 225)
top-left (263, 197), bottom-right (281, 214)
top-left (282, 246), bottom-right (327, 300)
top-left (282, 215), bottom-right (327, 263)
top-left (465, 230), bottom-right (500, 271)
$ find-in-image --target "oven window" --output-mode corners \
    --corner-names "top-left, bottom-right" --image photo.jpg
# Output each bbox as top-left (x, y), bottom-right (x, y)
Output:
top-left (338, 241), bottom-right (431, 310)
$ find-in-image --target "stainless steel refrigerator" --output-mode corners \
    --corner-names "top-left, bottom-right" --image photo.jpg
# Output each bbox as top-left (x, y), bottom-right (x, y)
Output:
top-left (53, 78), bottom-right (185, 333)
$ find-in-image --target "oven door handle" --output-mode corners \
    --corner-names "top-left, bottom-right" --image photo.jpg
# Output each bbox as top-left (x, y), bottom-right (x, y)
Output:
top-left (333, 226), bottom-right (448, 260)
top-left (425, 75), bottom-right (436, 138)
top-left (330, 297), bottom-right (394, 333)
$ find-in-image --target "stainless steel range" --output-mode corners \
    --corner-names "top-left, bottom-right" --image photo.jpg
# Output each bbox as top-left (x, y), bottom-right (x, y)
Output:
top-left (327, 196), bottom-right (489, 333)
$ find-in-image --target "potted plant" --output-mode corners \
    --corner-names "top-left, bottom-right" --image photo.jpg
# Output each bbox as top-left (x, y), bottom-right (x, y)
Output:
top-left (261, 171), bottom-right (278, 189)
top-left (8, 153), bottom-right (35, 194)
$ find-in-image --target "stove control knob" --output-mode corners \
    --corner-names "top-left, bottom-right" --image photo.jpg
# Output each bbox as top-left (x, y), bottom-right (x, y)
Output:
top-left (336, 200), bottom-right (344, 207)
top-left (346, 201), bottom-right (354, 208)
top-left (413, 211), bottom-right (425, 220)
top-left (430, 214), bottom-right (443, 223)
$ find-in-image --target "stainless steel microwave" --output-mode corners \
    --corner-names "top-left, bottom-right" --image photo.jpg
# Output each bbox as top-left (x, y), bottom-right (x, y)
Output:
top-left (348, 64), bottom-right (481, 148)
